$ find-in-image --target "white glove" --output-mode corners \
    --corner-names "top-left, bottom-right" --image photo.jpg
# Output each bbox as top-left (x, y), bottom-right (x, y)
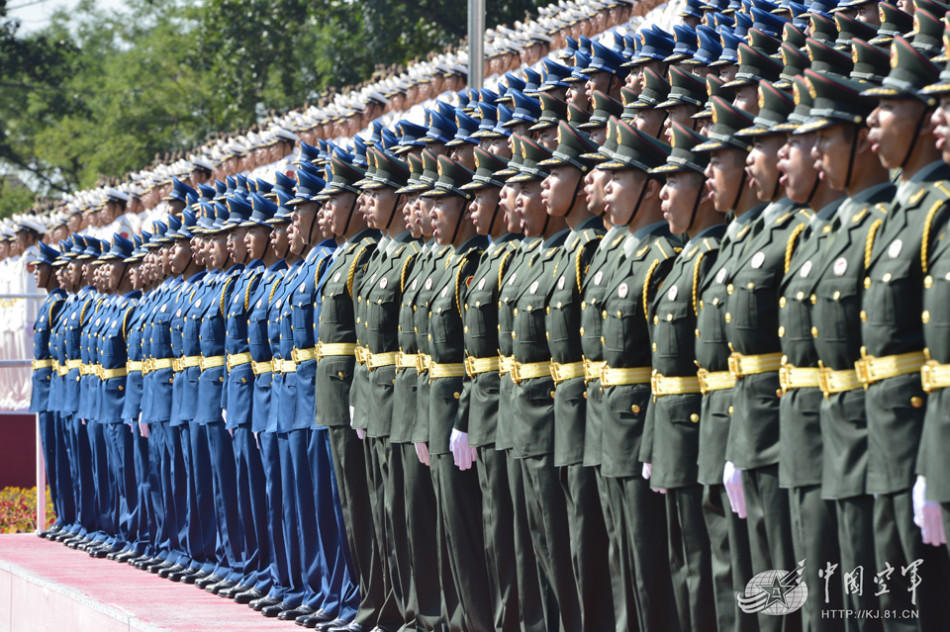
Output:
top-left (723, 461), bottom-right (747, 519)
top-left (913, 476), bottom-right (948, 547)
top-left (349, 405), bottom-right (365, 440)
top-left (138, 421), bottom-right (149, 438)
top-left (414, 442), bottom-right (431, 467)
top-left (642, 463), bottom-right (666, 494)
top-left (254, 431), bottom-right (260, 449)
top-left (450, 429), bottom-right (477, 471)
top-left (221, 408), bottom-right (227, 424)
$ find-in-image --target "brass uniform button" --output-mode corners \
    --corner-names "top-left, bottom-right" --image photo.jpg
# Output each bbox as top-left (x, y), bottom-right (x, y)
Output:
top-left (724, 312), bottom-right (732, 323)
top-left (882, 272), bottom-right (892, 283)
top-left (631, 404), bottom-right (640, 414)
top-left (925, 275), bottom-right (934, 288)
top-left (860, 310), bottom-right (867, 322)
top-left (922, 310), bottom-right (931, 323)
top-left (864, 277), bottom-right (871, 289)
top-left (811, 326), bottom-right (819, 338)
top-left (690, 413), bottom-right (699, 423)
top-left (910, 396), bottom-right (924, 408)
top-left (453, 392), bottom-right (460, 399)
top-left (779, 297), bottom-right (787, 308)
top-left (728, 406), bottom-right (734, 415)
top-left (778, 326), bottom-right (785, 337)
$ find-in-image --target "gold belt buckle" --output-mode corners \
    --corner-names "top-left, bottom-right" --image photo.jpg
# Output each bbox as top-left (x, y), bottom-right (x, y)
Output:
top-left (727, 352), bottom-right (743, 379)
top-left (817, 366), bottom-right (832, 399)
top-left (921, 360), bottom-right (937, 394)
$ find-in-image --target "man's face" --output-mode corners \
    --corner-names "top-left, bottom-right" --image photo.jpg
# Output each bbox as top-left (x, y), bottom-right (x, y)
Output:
top-left (431, 195), bottom-right (467, 244)
top-left (209, 233), bottom-right (229, 268)
top-left (227, 226), bottom-right (248, 264)
top-left (603, 168), bottom-right (647, 226)
top-left (745, 135), bottom-right (785, 202)
top-left (515, 180), bottom-right (547, 236)
top-left (542, 166), bottom-right (583, 217)
top-left (32, 262), bottom-right (51, 288)
top-left (500, 183), bottom-right (522, 233)
top-left (778, 132), bottom-right (824, 204)
top-left (469, 187), bottom-right (502, 235)
top-left (244, 226), bottom-right (270, 261)
top-left (704, 148), bottom-right (747, 211)
top-left (566, 84), bottom-right (589, 111)
top-left (585, 71), bottom-right (611, 104)
top-left (325, 192), bottom-right (357, 237)
top-left (635, 108), bottom-right (667, 139)
top-left (291, 202), bottom-right (319, 246)
top-left (584, 167), bottom-right (610, 216)
top-left (663, 105), bottom-right (698, 143)
top-left (450, 143), bottom-right (476, 170)
top-left (814, 124), bottom-right (858, 191)
top-left (931, 95), bottom-right (950, 165)
top-left (269, 223), bottom-right (290, 257)
top-left (856, 2), bottom-right (880, 26)
top-left (483, 137), bottom-right (512, 159)
top-left (660, 171), bottom-right (707, 234)
top-left (732, 85), bottom-right (759, 116)
top-left (868, 97), bottom-right (931, 169)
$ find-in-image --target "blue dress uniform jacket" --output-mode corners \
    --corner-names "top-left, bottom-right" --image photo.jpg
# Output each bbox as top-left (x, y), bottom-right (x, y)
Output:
top-left (78, 292), bottom-right (106, 420)
top-left (99, 292), bottom-right (140, 424)
top-left (121, 291), bottom-right (150, 422)
top-left (196, 266), bottom-right (242, 424)
top-left (143, 277), bottom-right (181, 424)
top-left (247, 261), bottom-right (287, 434)
top-left (268, 260), bottom-right (302, 434)
top-left (222, 260), bottom-right (264, 429)
top-left (290, 240), bottom-right (336, 431)
top-left (30, 288), bottom-right (66, 413)
top-left (175, 271), bottom-right (209, 426)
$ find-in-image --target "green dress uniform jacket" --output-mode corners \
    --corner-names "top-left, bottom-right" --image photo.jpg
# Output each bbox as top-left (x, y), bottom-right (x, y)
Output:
top-left (510, 229), bottom-right (570, 459)
top-left (599, 221), bottom-right (678, 478)
top-left (861, 160), bottom-right (950, 494)
top-left (496, 237), bottom-right (542, 452)
top-left (410, 244), bottom-right (453, 445)
top-left (722, 199), bottom-right (810, 470)
top-left (354, 232), bottom-right (420, 438)
top-left (391, 241), bottom-right (433, 445)
top-left (457, 233), bottom-right (519, 447)
top-left (546, 217), bottom-right (603, 467)
top-left (579, 225), bottom-right (628, 468)
top-left (695, 205), bottom-right (764, 485)
top-left (644, 225), bottom-right (725, 490)
top-left (427, 236), bottom-right (487, 454)
top-left (314, 228), bottom-right (379, 428)
top-left (776, 198), bottom-right (843, 489)
top-left (811, 183), bottom-right (891, 499)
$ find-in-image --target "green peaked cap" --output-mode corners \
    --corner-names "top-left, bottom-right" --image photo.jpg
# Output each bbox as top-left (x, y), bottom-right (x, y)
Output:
top-left (507, 135), bottom-right (554, 182)
top-left (421, 156), bottom-right (475, 198)
top-left (316, 155), bottom-right (364, 199)
top-left (693, 96), bottom-right (755, 152)
top-left (795, 68), bottom-right (878, 134)
top-left (861, 35), bottom-right (940, 104)
top-left (538, 120), bottom-right (601, 171)
top-left (721, 42), bottom-right (783, 89)
top-left (459, 147), bottom-right (509, 191)
top-left (736, 80), bottom-right (795, 137)
top-left (577, 90), bottom-right (623, 130)
top-left (597, 118), bottom-right (672, 172)
top-left (657, 66), bottom-right (707, 108)
top-left (651, 121), bottom-right (710, 175)
top-left (529, 93), bottom-right (569, 131)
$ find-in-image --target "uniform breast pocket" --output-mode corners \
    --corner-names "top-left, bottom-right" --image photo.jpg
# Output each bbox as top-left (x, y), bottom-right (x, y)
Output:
top-left (816, 280), bottom-right (858, 342)
top-left (367, 295), bottom-right (397, 334)
top-left (464, 291), bottom-right (496, 346)
top-left (320, 283), bottom-right (350, 326)
top-left (429, 303), bottom-right (459, 345)
top-left (654, 300), bottom-right (690, 360)
top-left (732, 270), bottom-right (777, 330)
top-left (603, 303), bottom-right (638, 355)
top-left (867, 262), bottom-right (915, 329)
top-left (546, 300), bottom-right (575, 347)
top-left (292, 295), bottom-right (314, 340)
top-left (248, 311), bottom-right (270, 358)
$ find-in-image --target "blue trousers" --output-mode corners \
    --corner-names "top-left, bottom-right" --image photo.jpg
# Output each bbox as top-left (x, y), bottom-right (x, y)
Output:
top-left (232, 425), bottom-right (271, 593)
top-left (278, 427), bottom-right (323, 607)
top-left (308, 428), bottom-right (359, 619)
top-left (184, 422), bottom-right (216, 573)
top-left (87, 421), bottom-right (115, 539)
top-left (205, 420), bottom-right (244, 583)
top-left (66, 415), bottom-right (94, 533)
top-left (104, 423), bottom-right (136, 545)
top-left (146, 423), bottom-right (170, 558)
top-left (37, 412), bottom-right (73, 527)
top-left (259, 431), bottom-right (290, 601)
top-left (129, 426), bottom-right (151, 554)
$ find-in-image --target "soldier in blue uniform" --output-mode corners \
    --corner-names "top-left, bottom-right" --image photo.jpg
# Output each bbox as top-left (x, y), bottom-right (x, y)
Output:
top-left (30, 242), bottom-right (68, 539)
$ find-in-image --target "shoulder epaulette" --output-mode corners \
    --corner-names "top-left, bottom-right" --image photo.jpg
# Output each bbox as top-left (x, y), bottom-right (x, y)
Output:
top-left (642, 258), bottom-right (661, 322)
top-left (636, 244), bottom-right (651, 259)
top-left (874, 202), bottom-right (889, 215)
top-left (653, 239), bottom-right (670, 259)
top-left (865, 217), bottom-right (884, 270)
top-left (907, 188), bottom-right (927, 208)
top-left (935, 181), bottom-right (950, 199)
top-left (783, 223), bottom-right (807, 274)
top-left (219, 276), bottom-right (235, 317)
top-left (922, 198), bottom-right (949, 275)
top-left (400, 252), bottom-right (418, 293)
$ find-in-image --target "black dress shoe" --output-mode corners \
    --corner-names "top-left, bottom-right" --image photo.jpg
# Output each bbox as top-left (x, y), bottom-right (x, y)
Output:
top-left (278, 604), bottom-right (314, 620)
top-left (261, 601), bottom-right (296, 618)
top-left (331, 623), bottom-right (366, 632)
top-left (148, 559), bottom-right (174, 573)
top-left (249, 595), bottom-right (281, 611)
top-left (195, 573), bottom-right (221, 589)
top-left (167, 566), bottom-right (198, 582)
top-left (315, 619), bottom-right (349, 632)
top-left (136, 556), bottom-right (162, 570)
top-left (207, 578), bottom-right (235, 595)
top-left (113, 549), bottom-right (139, 563)
top-left (297, 609), bottom-right (334, 627)
top-left (233, 588), bottom-right (262, 605)
top-left (182, 569), bottom-right (207, 585)
top-left (218, 583), bottom-right (246, 599)
top-left (158, 563), bottom-right (184, 578)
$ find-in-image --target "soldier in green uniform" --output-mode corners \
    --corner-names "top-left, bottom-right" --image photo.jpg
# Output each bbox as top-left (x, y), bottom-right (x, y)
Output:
top-left (596, 118), bottom-right (679, 631)
top-left (693, 96), bottom-right (762, 632)
top-left (860, 36), bottom-right (950, 629)
top-left (457, 146), bottom-right (522, 632)
top-left (804, 67), bottom-right (894, 626)
top-left (773, 76), bottom-right (851, 631)
top-left (919, 53), bottom-right (950, 557)
top-left (576, 118), bottom-right (635, 630)
top-left (420, 156), bottom-right (494, 632)
top-left (391, 149), bottom-right (446, 631)
top-left (313, 155), bottom-right (382, 632)
top-left (641, 119), bottom-right (722, 632)
top-left (352, 147), bottom-right (420, 632)
top-left (495, 135), bottom-right (551, 632)
top-left (506, 134), bottom-right (581, 632)
top-left (537, 120), bottom-right (611, 632)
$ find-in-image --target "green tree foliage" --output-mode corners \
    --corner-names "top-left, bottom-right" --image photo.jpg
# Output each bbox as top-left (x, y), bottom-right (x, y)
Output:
top-left (0, 0), bottom-right (549, 219)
